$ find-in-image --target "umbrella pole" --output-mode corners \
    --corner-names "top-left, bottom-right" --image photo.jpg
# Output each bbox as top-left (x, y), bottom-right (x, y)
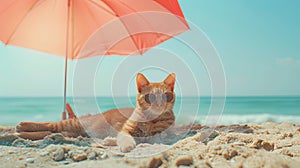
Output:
top-left (62, 54), bottom-right (68, 120)
top-left (62, 0), bottom-right (71, 120)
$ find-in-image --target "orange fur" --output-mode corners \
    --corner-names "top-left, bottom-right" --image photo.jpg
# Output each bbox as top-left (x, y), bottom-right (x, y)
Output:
top-left (16, 73), bottom-right (176, 152)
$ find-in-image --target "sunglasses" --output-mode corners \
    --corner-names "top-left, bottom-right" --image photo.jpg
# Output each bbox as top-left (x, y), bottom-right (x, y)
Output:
top-left (144, 92), bottom-right (174, 104)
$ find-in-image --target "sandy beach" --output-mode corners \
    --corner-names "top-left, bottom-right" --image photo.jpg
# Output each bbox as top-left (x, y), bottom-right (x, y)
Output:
top-left (0, 122), bottom-right (299, 168)
top-left (1, 1), bottom-right (299, 168)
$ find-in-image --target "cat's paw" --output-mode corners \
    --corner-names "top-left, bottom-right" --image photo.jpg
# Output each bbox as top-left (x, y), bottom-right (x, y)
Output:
top-left (117, 133), bottom-right (136, 153)
top-left (16, 122), bottom-right (34, 132)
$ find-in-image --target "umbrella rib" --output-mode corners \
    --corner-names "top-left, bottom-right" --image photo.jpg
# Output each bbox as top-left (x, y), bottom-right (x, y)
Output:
top-left (100, 0), bottom-right (142, 54)
top-left (84, 0), bottom-right (115, 29)
top-left (117, 0), bottom-right (160, 31)
top-left (71, 0), bottom-right (117, 58)
top-left (106, 0), bottom-right (187, 54)
top-left (5, 0), bottom-right (40, 45)
top-left (120, 2), bottom-right (164, 35)
top-left (117, 0), bottom-right (188, 31)
top-left (87, 0), bottom-right (118, 17)
top-left (116, 0), bottom-right (163, 47)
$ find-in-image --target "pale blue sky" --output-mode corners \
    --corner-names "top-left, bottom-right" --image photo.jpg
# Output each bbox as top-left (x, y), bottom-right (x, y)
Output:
top-left (0, 1), bottom-right (299, 97)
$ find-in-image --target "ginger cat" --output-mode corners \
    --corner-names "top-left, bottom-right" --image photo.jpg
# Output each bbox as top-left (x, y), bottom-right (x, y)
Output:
top-left (16, 73), bottom-right (176, 152)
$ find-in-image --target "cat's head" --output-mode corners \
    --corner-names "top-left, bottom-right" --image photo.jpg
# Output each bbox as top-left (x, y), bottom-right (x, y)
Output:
top-left (136, 73), bottom-right (176, 115)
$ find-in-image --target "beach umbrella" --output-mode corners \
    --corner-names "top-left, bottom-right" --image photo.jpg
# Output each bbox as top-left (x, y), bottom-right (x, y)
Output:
top-left (0, 0), bottom-right (189, 118)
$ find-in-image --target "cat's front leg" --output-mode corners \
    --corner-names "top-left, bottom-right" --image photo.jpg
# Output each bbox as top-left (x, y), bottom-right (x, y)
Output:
top-left (117, 132), bottom-right (136, 153)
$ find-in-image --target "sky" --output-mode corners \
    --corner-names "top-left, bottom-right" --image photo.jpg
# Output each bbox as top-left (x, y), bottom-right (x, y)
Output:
top-left (0, 0), bottom-right (299, 97)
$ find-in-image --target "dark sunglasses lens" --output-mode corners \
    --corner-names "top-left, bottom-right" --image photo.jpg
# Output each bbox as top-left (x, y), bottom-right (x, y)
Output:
top-left (145, 94), bottom-right (156, 104)
top-left (164, 92), bottom-right (173, 102)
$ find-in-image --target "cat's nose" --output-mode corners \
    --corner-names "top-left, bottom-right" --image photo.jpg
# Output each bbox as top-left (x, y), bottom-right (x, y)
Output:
top-left (157, 102), bottom-right (165, 107)
top-left (155, 96), bottom-right (166, 107)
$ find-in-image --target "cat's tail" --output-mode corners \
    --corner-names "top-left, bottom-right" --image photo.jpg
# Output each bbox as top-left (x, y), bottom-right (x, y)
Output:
top-left (16, 103), bottom-right (88, 140)
top-left (16, 118), bottom-right (84, 132)
top-left (16, 119), bottom-right (88, 140)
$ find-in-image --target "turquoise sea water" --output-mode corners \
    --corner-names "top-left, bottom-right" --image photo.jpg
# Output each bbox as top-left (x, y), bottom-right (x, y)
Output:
top-left (0, 96), bottom-right (299, 126)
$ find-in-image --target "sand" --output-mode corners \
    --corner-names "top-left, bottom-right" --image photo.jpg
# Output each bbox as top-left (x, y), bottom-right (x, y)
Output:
top-left (0, 122), bottom-right (300, 168)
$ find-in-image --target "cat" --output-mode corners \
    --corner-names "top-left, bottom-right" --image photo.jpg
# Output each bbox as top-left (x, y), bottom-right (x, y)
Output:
top-left (16, 73), bottom-right (176, 152)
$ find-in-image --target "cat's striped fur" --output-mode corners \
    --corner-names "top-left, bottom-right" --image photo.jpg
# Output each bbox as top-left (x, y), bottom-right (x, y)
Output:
top-left (16, 73), bottom-right (176, 152)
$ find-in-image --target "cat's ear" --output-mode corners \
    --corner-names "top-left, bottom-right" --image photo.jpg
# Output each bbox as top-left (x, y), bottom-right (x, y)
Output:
top-left (136, 73), bottom-right (150, 92)
top-left (164, 73), bottom-right (176, 91)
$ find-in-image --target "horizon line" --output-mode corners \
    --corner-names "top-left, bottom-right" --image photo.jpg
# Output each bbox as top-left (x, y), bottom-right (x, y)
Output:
top-left (1, 95), bottom-right (300, 98)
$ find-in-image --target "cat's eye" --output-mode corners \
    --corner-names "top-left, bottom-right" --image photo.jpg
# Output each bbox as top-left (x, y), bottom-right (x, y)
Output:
top-left (163, 92), bottom-right (174, 102)
top-left (145, 93), bottom-right (156, 104)
top-left (144, 92), bottom-right (174, 104)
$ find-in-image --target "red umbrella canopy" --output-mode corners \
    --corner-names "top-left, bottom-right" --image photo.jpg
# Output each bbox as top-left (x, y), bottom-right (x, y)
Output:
top-left (0, 0), bottom-right (189, 59)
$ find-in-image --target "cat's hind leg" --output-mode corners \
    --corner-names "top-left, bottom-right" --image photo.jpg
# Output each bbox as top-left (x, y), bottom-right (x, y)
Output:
top-left (17, 131), bottom-right (52, 140)
top-left (61, 131), bottom-right (87, 138)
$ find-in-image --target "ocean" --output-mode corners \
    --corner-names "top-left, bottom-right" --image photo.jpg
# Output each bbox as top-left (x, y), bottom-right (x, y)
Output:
top-left (0, 96), bottom-right (299, 126)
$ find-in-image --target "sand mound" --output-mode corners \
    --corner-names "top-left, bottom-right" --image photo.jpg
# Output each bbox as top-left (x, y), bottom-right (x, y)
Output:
top-left (0, 122), bottom-right (299, 167)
